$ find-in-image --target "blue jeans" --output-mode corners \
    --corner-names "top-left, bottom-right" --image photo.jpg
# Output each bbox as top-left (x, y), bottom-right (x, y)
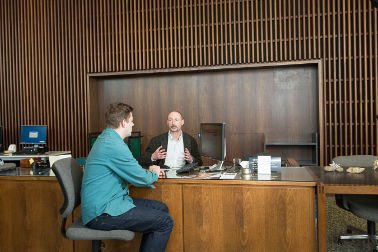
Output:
top-left (87, 198), bottom-right (174, 252)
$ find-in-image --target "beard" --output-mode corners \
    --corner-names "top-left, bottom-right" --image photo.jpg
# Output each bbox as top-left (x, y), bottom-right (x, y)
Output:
top-left (169, 126), bottom-right (179, 132)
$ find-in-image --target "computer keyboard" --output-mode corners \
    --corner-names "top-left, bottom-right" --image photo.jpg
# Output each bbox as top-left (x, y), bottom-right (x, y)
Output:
top-left (13, 149), bottom-right (45, 155)
top-left (176, 162), bottom-right (198, 174)
top-left (13, 150), bottom-right (34, 155)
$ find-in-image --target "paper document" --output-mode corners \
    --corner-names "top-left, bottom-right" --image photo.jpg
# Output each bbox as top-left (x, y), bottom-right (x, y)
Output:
top-left (163, 169), bottom-right (196, 179)
top-left (220, 172), bottom-right (237, 180)
top-left (192, 172), bottom-right (221, 180)
top-left (258, 156), bottom-right (271, 175)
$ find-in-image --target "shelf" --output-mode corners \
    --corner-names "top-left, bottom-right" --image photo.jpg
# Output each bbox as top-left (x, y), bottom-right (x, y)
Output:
top-left (264, 132), bottom-right (319, 166)
top-left (265, 143), bottom-right (317, 146)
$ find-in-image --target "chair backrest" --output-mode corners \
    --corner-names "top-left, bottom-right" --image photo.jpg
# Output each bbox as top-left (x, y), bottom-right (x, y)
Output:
top-left (52, 157), bottom-right (83, 218)
top-left (332, 155), bottom-right (378, 168)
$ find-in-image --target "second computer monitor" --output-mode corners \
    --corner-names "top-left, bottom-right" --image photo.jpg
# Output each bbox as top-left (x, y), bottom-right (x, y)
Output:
top-left (20, 125), bottom-right (48, 145)
top-left (199, 123), bottom-right (226, 168)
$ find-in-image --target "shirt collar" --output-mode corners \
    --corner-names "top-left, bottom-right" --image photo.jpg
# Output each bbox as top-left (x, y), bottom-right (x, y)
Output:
top-left (168, 131), bottom-right (182, 141)
top-left (105, 127), bottom-right (124, 141)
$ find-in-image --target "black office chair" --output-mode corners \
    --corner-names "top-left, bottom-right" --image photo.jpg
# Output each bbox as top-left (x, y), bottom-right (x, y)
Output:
top-left (332, 155), bottom-right (378, 250)
top-left (52, 157), bottom-right (135, 252)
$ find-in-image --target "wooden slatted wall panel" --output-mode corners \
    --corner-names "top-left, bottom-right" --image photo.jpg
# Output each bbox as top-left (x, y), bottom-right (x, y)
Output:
top-left (0, 0), bottom-right (377, 163)
top-left (0, 0), bottom-right (87, 155)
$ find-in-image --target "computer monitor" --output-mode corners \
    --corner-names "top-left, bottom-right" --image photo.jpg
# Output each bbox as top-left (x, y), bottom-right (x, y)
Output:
top-left (199, 123), bottom-right (226, 170)
top-left (20, 125), bottom-right (48, 145)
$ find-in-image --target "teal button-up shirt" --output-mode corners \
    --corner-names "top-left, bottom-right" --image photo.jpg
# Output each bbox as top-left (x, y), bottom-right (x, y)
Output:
top-left (81, 128), bottom-right (158, 225)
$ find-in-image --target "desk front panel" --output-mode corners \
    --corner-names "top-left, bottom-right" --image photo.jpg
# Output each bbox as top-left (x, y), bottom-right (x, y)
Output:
top-left (183, 184), bottom-right (316, 252)
top-left (82, 180), bottom-right (316, 252)
top-left (0, 173), bottom-right (317, 252)
top-left (0, 178), bottom-right (73, 252)
top-left (74, 183), bottom-right (183, 252)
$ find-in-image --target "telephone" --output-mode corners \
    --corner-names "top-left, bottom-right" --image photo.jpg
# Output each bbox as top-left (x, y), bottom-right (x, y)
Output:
top-left (33, 157), bottom-right (50, 169)
top-left (32, 157), bottom-right (50, 175)
top-left (8, 144), bottom-right (17, 153)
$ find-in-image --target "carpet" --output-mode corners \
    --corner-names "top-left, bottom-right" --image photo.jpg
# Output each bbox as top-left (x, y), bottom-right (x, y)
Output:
top-left (326, 197), bottom-right (375, 251)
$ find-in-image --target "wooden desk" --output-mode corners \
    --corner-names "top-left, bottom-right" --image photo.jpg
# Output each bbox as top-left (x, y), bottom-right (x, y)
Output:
top-left (307, 167), bottom-right (378, 252)
top-left (0, 168), bottom-right (317, 252)
top-left (76, 168), bottom-right (317, 252)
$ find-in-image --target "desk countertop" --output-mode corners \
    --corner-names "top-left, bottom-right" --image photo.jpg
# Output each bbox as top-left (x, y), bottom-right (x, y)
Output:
top-left (0, 167), bottom-right (55, 180)
top-left (157, 166), bottom-right (317, 186)
top-left (0, 166), bottom-right (318, 185)
top-left (306, 165), bottom-right (378, 186)
top-left (0, 151), bottom-right (71, 159)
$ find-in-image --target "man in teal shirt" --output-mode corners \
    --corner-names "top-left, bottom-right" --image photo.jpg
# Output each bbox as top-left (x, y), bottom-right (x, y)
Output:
top-left (81, 102), bottom-right (173, 252)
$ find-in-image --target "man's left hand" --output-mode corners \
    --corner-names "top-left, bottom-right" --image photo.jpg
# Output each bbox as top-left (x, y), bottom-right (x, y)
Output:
top-left (184, 148), bottom-right (193, 163)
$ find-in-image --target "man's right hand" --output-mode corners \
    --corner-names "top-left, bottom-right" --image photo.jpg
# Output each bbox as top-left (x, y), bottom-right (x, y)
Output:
top-left (151, 146), bottom-right (167, 161)
top-left (149, 165), bottom-right (161, 175)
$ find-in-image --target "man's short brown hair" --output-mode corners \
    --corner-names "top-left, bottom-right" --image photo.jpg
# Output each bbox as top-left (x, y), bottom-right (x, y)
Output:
top-left (105, 103), bottom-right (134, 128)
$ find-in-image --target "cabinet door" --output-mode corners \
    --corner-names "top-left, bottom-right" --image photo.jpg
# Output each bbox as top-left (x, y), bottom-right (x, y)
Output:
top-left (182, 184), bottom-right (316, 252)
top-left (0, 180), bottom-right (73, 251)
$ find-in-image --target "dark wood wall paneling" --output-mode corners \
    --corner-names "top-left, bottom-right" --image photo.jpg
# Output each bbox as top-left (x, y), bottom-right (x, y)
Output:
top-left (91, 63), bottom-right (320, 164)
top-left (0, 0), bottom-right (377, 164)
top-left (0, 0), bottom-right (87, 154)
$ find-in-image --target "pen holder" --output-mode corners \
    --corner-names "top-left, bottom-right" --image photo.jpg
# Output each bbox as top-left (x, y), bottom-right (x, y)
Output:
top-left (241, 167), bottom-right (252, 175)
top-left (240, 168), bottom-right (253, 180)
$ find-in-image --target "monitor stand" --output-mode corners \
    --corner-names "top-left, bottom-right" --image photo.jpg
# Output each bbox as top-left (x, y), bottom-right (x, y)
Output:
top-left (209, 160), bottom-right (226, 171)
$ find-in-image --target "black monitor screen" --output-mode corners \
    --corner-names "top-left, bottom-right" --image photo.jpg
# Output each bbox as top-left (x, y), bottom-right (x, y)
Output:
top-left (199, 123), bottom-right (226, 161)
top-left (20, 125), bottom-right (48, 145)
